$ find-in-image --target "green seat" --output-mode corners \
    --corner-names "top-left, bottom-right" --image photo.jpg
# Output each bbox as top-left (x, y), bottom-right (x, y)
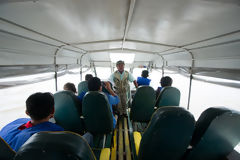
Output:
top-left (138, 106), bottom-right (195, 160)
top-left (185, 109), bottom-right (240, 160)
top-left (82, 91), bottom-right (113, 134)
top-left (0, 137), bottom-right (15, 160)
top-left (130, 86), bottom-right (155, 122)
top-left (78, 81), bottom-right (88, 96)
top-left (191, 107), bottom-right (231, 146)
top-left (155, 87), bottom-right (180, 108)
top-left (54, 91), bottom-right (84, 134)
top-left (14, 131), bottom-right (96, 160)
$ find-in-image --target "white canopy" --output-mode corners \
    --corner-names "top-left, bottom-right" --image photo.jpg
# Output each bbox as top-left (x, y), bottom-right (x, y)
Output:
top-left (0, 0), bottom-right (240, 81)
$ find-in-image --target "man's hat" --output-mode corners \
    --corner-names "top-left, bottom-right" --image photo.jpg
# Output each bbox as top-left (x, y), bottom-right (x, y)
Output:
top-left (116, 60), bottom-right (125, 66)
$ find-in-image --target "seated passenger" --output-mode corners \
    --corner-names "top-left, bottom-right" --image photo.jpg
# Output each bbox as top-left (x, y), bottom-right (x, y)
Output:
top-left (64, 82), bottom-right (77, 93)
top-left (63, 82), bottom-right (82, 101)
top-left (156, 76), bottom-right (173, 99)
top-left (88, 77), bottom-right (120, 128)
top-left (78, 74), bottom-right (93, 100)
top-left (0, 92), bottom-right (64, 151)
top-left (137, 70), bottom-right (151, 86)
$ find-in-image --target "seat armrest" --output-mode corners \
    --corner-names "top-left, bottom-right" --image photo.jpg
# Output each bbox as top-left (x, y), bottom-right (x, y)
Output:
top-left (133, 131), bottom-right (142, 156)
top-left (99, 148), bottom-right (110, 160)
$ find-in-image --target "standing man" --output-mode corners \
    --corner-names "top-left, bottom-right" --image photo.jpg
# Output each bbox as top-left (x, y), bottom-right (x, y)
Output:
top-left (109, 60), bottom-right (138, 116)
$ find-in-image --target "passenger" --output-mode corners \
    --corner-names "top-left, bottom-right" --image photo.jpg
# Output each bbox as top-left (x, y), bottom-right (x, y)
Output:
top-left (78, 74), bottom-right (93, 100)
top-left (64, 82), bottom-right (77, 93)
top-left (156, 76), bottom-right (173, 99)
top-left (63, 82), bottom-right (82, 115)
top-left (0, 92), bottom-right (64, 151)
top-left (88, 77), bottom-right (120, 128)
top-left (137, 70), bottom-right (151, 86)
top-left (108, 60), bottom-right (138, 116)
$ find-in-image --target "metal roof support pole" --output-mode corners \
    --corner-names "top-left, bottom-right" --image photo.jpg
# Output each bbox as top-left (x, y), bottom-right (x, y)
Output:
top-left (157, 54), bottom-right (165, 77)
top-left (53, 46), bottom-right (65, 91)
top-left (121, 0), bottom-right (136, 49)
top-left (182, 48), bottom-right (194, 110)
top-left (80, 53), bottom-right (86, 82)
top-left (54, 64), bottom-right (58, 92)
top-left (92, 62), bottom-right (97, 77)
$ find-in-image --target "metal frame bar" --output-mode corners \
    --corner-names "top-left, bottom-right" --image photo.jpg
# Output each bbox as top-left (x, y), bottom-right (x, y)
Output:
top-left (181, 48), bottom-right (194, 110)
top-left (71, 39), bottom-right (121, 45)
top-left (122, 0), bottom-right (136, 49)
top-left (126, 39), bottom-right (179, 48)
top-left (53, 46), bottom-right (64, 91)
top-left (89, 48), bottom-right (157, 55)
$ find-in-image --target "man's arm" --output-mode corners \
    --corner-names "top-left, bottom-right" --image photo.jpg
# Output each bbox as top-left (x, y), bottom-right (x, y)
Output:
top-left (104, 81), bottom-right (117, 96)
top-left (133, 80), bottom-right (138, 88)
top-left (128, 72), bottom-right (138, 88)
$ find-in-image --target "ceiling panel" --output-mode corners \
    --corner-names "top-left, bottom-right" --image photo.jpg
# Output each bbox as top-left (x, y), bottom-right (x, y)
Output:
top-left (75, 41), bottom-right (122, 51)
top-left (0, 0), bottom-right (128, 43)
top-left (123, 41), bottom-right (172, 53)
top-left (128, 0), bottom-right (240, 46)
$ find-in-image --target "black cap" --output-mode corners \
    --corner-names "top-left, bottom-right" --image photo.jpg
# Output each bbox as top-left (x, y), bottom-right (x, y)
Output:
top-left (116, 60), bottom-right (125, 66)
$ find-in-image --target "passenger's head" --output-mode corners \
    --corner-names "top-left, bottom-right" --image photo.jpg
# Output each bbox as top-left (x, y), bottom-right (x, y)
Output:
top-left (63, 82), bottom-right (77, 93)
top-left (26, 92), bottom-right (54, 121)
top-left (116, 60), bottom-right (125, 72)
top-left (160, 76), bottom-right (173, 87)
top-left (85, 74), bottom-right (93, 81)
top-left (88, 77), bottom-right (102, 91)
top-left (141, 70), bottom-right (149, 78)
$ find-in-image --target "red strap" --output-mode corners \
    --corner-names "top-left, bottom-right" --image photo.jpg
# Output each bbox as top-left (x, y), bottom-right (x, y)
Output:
top-left (18, 121), bottom-right (33, 130)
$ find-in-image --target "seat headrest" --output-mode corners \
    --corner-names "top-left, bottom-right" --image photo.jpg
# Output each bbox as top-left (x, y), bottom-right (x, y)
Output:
top-left (15, 131), bottom-right (95, 160)
top-left (138, 106), bottom-right (195, 160)
top-left (82, 91), bottom-right (113, 134)
top-left (0, 137), bottom-right (15, 160)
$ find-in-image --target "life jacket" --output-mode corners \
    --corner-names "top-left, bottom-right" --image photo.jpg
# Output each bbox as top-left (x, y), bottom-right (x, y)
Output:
top-left (113, 71), bottom-right (130, 94)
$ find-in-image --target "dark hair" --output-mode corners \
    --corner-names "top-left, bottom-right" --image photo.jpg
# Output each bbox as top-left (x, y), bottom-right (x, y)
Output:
top-left (85, 74), bottom-right (93, 81)
top-left (160, 76), bottom-right (173, 87)
top-left (141, 70), bottom-right (149, 78)
top-left (63, 82), bottom-right (76, 93)
top-left (88, 77), bottom-right (101, 91)
top-left (26, 92), bottom-right (54, 121)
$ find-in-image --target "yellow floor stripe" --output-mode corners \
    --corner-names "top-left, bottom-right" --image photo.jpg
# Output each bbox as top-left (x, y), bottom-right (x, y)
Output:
top-left (124, 118), bottom-right (132, 160)
top-left (111, 130), bottom-right (117, 160)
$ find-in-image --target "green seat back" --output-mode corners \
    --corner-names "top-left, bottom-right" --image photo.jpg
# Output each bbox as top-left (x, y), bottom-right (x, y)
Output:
top-left (130, 86), bottom-right (155, 122)
top-left (138, 106), bottom-right (195, 160)
top-left (0, 137), bottom-right (15, 160)
top-left (54, 91), bottom-right (84, 133)
top-left (82, 91), bottom-right (113, 134)
top-left (156, 87), bottom-right (180, 108)
top-left (191, 107), bottom-right (231, 146)
top-left (185, 111), bottom-right (240, 160)
top-left (14, 131), bottom-right (96, 160)
top-left (78, 81), bottom-right (88, 96)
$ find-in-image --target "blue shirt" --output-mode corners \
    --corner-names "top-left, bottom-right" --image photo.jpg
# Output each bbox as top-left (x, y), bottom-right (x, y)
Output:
top-left (0, 118), bottom-right (64, 151)
top-left (77, 91), bottom-right (86, 101)
top-left (137, 77), bottom-right (151, 86)
top-left (105, 93), bottom-right (120, 129)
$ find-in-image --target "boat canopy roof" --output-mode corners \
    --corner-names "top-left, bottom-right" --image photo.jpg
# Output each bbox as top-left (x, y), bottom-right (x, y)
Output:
top-left (0, 0), bottom-right (240, 81)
